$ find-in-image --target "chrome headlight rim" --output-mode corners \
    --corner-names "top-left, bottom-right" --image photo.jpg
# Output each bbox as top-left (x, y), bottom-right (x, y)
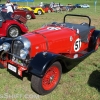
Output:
top-left (2, 42), bottom-right (11, 52)
top-left (20, 48), bottom-right (29, 60)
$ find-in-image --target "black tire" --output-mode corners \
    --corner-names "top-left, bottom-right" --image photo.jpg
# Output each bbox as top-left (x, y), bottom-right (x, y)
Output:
top-left (88, 37), bottom-right (100, 51)
top-left (37, 10), bottom-right (42, 15)
top-left (26, 14), bottom-right (32, 20)
top-left (94, 37), bottom-right (100, 50)
top-left (31, 61), bottom-right (62, 95)
top-left (7, 25), bottom-right (21, 38)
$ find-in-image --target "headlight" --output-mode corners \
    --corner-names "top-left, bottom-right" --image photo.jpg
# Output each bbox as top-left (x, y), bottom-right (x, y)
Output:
top-left (20, 48), bottom-right (29, 60)
top-left (0, 45), bottom-right (3, 51)
top-left (2, 42), bottom-right (10, 52)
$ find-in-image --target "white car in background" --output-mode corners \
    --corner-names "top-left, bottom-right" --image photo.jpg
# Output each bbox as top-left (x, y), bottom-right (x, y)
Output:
top-left (81, 4), bottom-right (90, 8)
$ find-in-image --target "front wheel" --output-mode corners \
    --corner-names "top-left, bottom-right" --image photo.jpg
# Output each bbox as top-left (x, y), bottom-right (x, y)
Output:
top-left (31, 61), bottom-right (62, 95)
top-left (7, 25), bottom-right (20, 38)
top-left (26, 14), bottom-right (32, 20)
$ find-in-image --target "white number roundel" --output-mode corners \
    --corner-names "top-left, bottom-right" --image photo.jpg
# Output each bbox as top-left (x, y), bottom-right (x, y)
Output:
top-left (47, 27), bottom-right (61, 30)
top-left (74, 38), bottom-right (81, 52)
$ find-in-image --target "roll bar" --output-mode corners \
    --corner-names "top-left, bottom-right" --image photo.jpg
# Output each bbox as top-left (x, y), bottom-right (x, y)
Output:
top-left (63, 14), bottom-right (91, 26)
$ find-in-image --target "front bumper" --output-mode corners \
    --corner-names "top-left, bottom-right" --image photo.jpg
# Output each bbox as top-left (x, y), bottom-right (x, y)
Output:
top-left (0, 59), bottom-right (27, 77)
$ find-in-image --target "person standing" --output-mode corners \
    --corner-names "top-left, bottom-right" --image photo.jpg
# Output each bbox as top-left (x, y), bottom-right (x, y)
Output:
top-left (5, 0), bottom-right (14, 19)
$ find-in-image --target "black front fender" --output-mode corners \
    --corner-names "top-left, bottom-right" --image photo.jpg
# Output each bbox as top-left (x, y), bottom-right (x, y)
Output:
top-left (28, 50), bottom-right (95, 77)
top-left (28, 52), bottom-right (60, 77)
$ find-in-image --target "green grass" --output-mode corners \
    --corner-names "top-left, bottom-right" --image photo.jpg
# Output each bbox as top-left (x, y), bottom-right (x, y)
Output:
top-left (0, 0), bottom-right (100, 100)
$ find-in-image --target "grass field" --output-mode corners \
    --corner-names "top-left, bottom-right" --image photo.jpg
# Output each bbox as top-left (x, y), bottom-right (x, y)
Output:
top-left (0, 0), bottom-right (100, 100)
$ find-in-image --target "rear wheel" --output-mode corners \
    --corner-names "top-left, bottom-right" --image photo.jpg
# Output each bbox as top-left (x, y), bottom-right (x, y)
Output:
top-left (26, 14), bottom-right (32, 20)
top-left (37, 10), bottom-right (42, 15)
top-left (31, 61), bottom-right (62, 95)
top-left (7, 25), bottom-right (20, 38)
top-left (94, 38), bottom-right (100, 50)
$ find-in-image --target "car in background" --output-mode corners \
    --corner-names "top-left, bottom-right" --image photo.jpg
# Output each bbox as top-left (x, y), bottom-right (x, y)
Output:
top-left (18, 6), bottom-right (45, 15)
top-left (66, 4), bottom-right (75, 11)
top-left (1, 8), bottom-right (36, 20)
top-left (0, 11), bottom-right (28, 38)
top-left (41, 4), bottom-right (53, 13)
top-left (31, 7), bottom-right (45, 15)
top-left (14, 9), bottom-right (36, 20)
top-left (74, 4), bottom-right (82, 8)
top-left (38, 3), bottom-right (53, 13)
top-left (81, 4), bottom-right (90, 8)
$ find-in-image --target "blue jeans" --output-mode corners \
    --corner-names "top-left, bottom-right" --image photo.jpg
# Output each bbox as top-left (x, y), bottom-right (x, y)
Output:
top-left (7, 12), bottom-right (13, 19)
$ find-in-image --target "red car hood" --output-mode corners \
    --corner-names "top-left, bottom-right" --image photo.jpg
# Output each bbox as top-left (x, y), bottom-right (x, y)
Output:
top-left (22, 25), bottom-right (77, 57)
top-left (23, 26), bottom-right (76, 41)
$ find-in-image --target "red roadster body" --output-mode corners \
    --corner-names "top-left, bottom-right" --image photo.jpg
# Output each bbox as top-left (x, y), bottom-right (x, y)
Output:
top-left (42, 6), bottom-right (53, 13)
top-left (0, 11), bottom-right (28, 38)
top-left (2, 8), bottom-right (36, 20)
top-left (13, 9), bottom-right (36, 20)
top-left (0, 14), bottom-right (100, 95)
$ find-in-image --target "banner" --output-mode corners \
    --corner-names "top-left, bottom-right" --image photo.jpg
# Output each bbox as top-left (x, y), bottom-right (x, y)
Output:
top-left (10, 0), bottom-right (34, 2)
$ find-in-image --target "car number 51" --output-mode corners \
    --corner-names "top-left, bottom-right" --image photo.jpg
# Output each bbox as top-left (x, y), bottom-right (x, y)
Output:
top-left (74, 38), bottom-right (81, 52)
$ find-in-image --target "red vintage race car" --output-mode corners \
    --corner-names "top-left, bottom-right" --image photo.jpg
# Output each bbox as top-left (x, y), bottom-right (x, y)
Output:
top-left (0, 14), bottom-right (100, 95)
top-left (1, 4), bottom-right (36, 20)
top-left (0, 11), bottom-right (28, 38)
top-left (41, 6), bottom-right (53, 13)
top-left (13, 9), bottom-right (36, 20)
top-left (39, 3), bottom-right (53, 13)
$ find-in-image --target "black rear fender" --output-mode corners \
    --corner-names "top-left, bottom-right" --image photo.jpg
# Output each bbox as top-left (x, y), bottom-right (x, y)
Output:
top-left (88, 30), bottom-right (100, 50)
top-left (91, 30), bottom-right (100, 43)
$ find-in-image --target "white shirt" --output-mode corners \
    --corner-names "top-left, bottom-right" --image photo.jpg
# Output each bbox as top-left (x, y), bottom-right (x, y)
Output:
top-left (5, 3), bottom-right (14, 13)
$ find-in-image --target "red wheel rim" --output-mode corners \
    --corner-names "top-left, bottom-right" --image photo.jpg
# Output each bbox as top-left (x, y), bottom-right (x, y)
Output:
top-left (42, 66), bottom-right (60, 90)
top-left (95, 38), bottom-right (100, 50)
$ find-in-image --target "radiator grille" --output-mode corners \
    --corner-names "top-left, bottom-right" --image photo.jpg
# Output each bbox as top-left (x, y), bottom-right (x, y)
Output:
top-left (12, 40), bottom-right (24, 56)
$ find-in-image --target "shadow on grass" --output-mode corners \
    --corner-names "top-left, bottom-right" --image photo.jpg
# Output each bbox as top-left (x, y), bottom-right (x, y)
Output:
top-left (88, 70), bottom-right (100, 92)
top-left (62, 61), bottom-right (81, 74)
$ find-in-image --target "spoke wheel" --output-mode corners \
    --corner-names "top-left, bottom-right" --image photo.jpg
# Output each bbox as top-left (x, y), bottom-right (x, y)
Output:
top-left (37, 10), bottom-right (42, 15)
top-left (42, 65), bottom-right (60, 90)
top-left (7, 25), bottom-right (20, 38)
top-left (26, 14), bottom-right (32, 20)
top-left (31, 62), bottom-right (62, 95)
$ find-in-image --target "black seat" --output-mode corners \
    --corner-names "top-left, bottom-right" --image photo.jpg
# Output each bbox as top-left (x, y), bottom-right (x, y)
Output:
top-left (65, 23), bottom-right (95, 42)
